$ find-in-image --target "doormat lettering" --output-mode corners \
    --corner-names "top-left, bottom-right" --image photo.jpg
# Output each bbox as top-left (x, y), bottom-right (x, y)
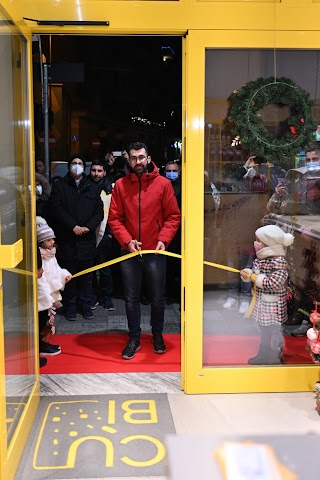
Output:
top-left (15, 393), bottom-right (175, 479)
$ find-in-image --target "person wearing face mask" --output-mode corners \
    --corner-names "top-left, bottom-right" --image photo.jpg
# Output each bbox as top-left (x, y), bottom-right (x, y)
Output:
top-left (35, 172), bottom-right (51, 218)
top-left (164, 161), bottom-right (182, 305)
top-left (240, 225), bottom-right (294, 365)
top-left (48, 154), bottom-right (103, 321)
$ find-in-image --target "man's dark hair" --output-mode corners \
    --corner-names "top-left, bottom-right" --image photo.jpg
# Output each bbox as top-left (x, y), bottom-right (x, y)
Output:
top-left (128, 142), bottom-right (148, 156)
top-left (91, 159), bottom-right (107, 171)
top-left (306, 147), bottom-right (319, 155)
top-left (254, 156), bottom-right (267, 165)
top-left (165, 160), bottom-right (180, 169)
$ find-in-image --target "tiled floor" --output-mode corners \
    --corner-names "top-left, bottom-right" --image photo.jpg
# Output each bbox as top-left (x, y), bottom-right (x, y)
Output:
top-left (16, 294), bottom-right (320, 479)
top-left (35, 373), bottom-right (320, 480)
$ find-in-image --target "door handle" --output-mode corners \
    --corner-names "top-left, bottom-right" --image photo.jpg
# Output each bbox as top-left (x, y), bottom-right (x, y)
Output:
top-left (0, 239), bottom-right (23, 268)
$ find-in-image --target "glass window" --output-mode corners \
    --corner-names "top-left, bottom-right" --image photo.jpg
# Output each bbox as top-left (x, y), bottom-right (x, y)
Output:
top-left (0, 9), bottom-right (35, 446)
top-left (203, 49), bottom-right (320, 368)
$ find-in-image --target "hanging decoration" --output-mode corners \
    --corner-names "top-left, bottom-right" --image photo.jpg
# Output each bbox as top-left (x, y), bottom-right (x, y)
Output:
top-left (228, 76), bottom-right (316, 164)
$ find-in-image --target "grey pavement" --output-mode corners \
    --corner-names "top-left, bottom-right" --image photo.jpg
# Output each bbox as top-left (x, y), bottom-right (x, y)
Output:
top-left (55, 298), bottom-right (181, 334)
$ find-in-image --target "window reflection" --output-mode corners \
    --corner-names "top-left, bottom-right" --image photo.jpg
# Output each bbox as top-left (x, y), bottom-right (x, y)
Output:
top-left (203, 49), bottom-right (320, 367)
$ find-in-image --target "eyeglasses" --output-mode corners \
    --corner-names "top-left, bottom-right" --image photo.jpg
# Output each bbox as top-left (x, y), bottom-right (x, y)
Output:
top-left (130, 155), bottom-right (147, 163)
top-left (306, 157), bottom-right (319, 162)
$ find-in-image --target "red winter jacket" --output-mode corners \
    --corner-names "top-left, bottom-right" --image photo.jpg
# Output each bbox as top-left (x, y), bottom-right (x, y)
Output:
top-left (108, 162), bottom-right (180, 251)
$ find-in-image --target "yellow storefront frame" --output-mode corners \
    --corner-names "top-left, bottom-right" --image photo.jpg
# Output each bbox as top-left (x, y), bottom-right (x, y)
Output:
top-left (184, 29), bottom-right (320, 394)
top-left (0, 4), bottom-right (40, 480)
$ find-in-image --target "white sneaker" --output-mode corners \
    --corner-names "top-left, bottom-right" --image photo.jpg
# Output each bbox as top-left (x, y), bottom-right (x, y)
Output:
top-left (223, 297), bottom-right (237, 309)
top-left (239, 299), bottom-right (250, 314)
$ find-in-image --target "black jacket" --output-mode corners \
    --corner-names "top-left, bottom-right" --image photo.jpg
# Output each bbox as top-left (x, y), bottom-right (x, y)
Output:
top-left (48, 173), bottom-right (103, 261)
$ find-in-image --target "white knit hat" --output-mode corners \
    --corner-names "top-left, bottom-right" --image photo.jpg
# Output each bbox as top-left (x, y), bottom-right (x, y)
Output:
top-left (36, 216), bottom-right (55, 243)
top-left (255, 225), bottom-right (294, 248)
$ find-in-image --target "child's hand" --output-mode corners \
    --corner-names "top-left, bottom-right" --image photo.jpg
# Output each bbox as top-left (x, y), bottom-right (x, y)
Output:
top-left (240, 268), bottom-right (251, 281)
top-left (65, 275), bottom-right (72, 283)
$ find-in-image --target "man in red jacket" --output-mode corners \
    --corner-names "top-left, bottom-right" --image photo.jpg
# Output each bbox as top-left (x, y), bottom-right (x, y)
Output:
top-left (108, 142), bottom-right (181, 359)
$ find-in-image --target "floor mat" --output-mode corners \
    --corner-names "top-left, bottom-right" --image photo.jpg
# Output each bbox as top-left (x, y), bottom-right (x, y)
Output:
top-left (40, 334), bottom-right (181, 374)
top-left (15, 393), bottom-right (175, 479)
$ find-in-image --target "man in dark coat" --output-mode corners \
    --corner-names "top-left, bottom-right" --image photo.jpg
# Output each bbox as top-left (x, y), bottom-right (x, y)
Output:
top-left (48, 154), bottom-right (103, 321)
top-left (88, 159), bottom-right (115, 311)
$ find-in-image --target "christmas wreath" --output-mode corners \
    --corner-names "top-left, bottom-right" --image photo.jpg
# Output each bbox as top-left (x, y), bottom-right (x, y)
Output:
top-left (228, 76), bottom-right (316, 163)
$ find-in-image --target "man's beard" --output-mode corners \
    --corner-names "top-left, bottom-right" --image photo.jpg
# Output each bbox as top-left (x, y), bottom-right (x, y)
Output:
top-left (133, 164), bottom-right (148, 176)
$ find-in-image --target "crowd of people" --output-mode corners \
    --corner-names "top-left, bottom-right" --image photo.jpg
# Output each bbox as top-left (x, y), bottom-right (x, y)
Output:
top-left (36, 142), bottom-right (181, 366)
top-left (218, 146), bottom-right (320, 363)
top-left (36, 142), bottom-right (320, 368)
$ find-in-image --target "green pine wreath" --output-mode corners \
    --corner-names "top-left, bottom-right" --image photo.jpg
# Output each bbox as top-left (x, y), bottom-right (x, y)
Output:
top-left (228, 76), bottom-right (316, 163)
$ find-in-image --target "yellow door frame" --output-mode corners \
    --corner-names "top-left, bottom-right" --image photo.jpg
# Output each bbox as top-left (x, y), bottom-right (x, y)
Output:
top-left (184, 28), bottom-right (320, 394)
top-left (0, 4), bottom-right (40, 479)
top-left (1, 1), bottom-right (320, 478)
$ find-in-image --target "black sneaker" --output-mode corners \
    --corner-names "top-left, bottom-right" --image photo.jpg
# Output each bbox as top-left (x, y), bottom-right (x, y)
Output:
top-left (102, 298), bottom-right (115, 311)
top-left (153, 333), bottom-right (166, 354)
top-left (39, 341), bottom-right (61, 356)
top-left (65, 309), bottom-right (77, 321)
top-left (41, 339), bottom-right (61, 351)
top-left (90, 301), bottom-right (99, 310)
top-left (82, 306), bottom-right (94, 320)
top-left (40, 357), bottom-right (47, 368)
top-left (122, 339), bottom-right (141, 360)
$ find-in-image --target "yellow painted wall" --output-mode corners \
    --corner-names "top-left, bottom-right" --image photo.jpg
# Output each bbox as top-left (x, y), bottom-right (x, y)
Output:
top-left (0, 1), bottom-right (319, 38)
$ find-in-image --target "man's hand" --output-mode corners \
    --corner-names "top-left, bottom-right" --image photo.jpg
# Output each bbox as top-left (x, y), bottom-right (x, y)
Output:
top-left (122, 150), bottom-right (129, 161)
top-left (73, 225), bottom-right (83, 235)
top-left (274, 183), bottom-right (288, 199)
top-left (105, 153), bottom-right (115, 166)
top-left (65, 275), bottom-right (72, 283)
top-left (127, 239), bottom-right (142, 253)
top-left (156, 241), bottom-right (166, 251)
top-left (73, 226), bottom-right (89, 235)
top-left (245, 156), bottom-right (256, 169)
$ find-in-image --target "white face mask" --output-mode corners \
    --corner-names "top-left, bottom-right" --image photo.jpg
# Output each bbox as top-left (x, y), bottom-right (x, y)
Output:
top-left (36, 185), bottom-right (43, 195)
top-left (70, 164), bottom-right (84, 176)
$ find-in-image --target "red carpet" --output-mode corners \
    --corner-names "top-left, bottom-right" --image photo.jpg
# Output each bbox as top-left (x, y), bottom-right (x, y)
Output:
top-left (203, 335), bottom-right (313, 366)
top-left (5, 334), bottom-right (314, 375)
top-left (40, 333), bottom-right (181, 374)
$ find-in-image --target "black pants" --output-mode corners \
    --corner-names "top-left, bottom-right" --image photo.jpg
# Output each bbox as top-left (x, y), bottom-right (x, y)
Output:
top-left (92, 235), bottom-right (113, 302)
top-left (59, 258), bottom-right (94, 312)
top-left (38, 309), bottom-right (48, 344)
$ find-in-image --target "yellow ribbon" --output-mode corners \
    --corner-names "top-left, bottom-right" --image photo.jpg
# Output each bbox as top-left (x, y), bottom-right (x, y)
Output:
top-left (244, 273), bottom-right (257, 318)
top-left (4, 253), bottom-right (257, 318)
top-left (203, 261), bottom-right (240, 273)
top-left (71, 250), bottom-right (181, 278)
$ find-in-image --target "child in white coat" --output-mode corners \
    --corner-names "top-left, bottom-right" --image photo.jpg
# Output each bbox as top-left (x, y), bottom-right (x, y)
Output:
top-left (37, 216), bottom-right (72, 310)
top-left (37, 217), bottom-right (71, 356)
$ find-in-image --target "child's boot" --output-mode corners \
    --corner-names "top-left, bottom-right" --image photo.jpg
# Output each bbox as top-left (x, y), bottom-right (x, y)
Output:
top-left (248, 326), bottom-right (271, 364)
top-left (248, 345), bottom-right (270, 364)
top-left (268, 348), bottom-right (283, 365)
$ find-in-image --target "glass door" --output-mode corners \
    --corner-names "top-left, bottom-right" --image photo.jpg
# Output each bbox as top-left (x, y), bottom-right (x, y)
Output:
top-left (184, 30), bottom-right (320, 394)
top-left (0, 8), bottom-right (39, 480)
